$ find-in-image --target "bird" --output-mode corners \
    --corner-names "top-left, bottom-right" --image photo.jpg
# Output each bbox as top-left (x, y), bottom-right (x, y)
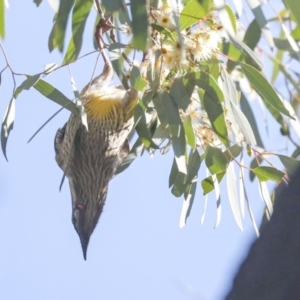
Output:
top-left (54, 56), bottom-right (138, 260)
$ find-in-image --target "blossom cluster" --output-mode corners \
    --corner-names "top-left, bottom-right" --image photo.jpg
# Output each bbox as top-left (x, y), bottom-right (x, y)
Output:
top-left (121, 0), bottom-right (236, 149)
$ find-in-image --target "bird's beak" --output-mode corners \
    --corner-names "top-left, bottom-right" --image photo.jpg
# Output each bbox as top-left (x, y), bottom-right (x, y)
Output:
top-left (79, 234), bottom-right (90, 260)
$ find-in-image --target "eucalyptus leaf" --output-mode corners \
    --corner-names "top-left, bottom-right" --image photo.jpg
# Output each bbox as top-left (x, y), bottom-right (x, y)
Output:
top-left (130, 66), bottom-right (148, 92)
top-left (63, 0), bottom-right (93, 64)
top-left (179, 179), bottom-right (197, 228)
top-left (183, 115), bottom-right (196, 148)
top-left (212, 173), bottom-right (222, 228)
top-left (241, 63), bottom-right (293, 118)
top-left (252, 166), bottom-right (284, 182)
top-left (1, 98), bottom-right (15, 161)
top-left (186, 148), bottom-right (201, 184)
top-left (229, 99), bottom-right (257, 146)
top-left (285, 0), bottom-right (300, 33)
top-left (240, 92), bottom-right (264, 148)
top-left (278, 155), bottom-right (300, 177)
top-left (134, 103), bottom-right (158, 148)
top-left (258, 181), bottom-right (273, 218)
top-left (34, 79), bottom-right (78, 115)
top-left (48, 0), bottom-right (75, 52)
top-left (70, 76), bottom-right (88, 130)
top-left (170, 77), bottom-right (191, 110)
top-left (161, 92), bottom-right (187, 174)
top-left (205, 146), bottom-right (227, 175)
top-left (224, 144), bottom-right (243, 162)
top-left (179, 0), bottom-right (212, 31)
top-left (14, 74), bottom-right (41, 98)
top-left (0, 0), bottom-right (5, 39)
top-left (130, 0), bottom-right (148, 51)
top-left (227, 161), bottom-right (243, 230)
top-left (246, 0), bottom-right (274, 49)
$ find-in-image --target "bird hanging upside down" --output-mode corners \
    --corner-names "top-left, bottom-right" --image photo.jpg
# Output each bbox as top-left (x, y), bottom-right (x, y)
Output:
top-left (54, 19), bottom-right (138, 260)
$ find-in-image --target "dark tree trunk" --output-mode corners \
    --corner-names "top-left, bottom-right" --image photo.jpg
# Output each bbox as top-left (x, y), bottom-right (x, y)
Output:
top-left (225, 167), bottom-right (300, 300)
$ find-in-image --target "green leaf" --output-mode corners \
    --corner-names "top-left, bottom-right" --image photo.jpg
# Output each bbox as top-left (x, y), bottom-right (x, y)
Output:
top-left (291, 26), bottom-right (300, 40)
top-left (169, 158), bottom-right (179, 188)
top-left (161, 92), bottom-right (187, 174)
top-left (1, 98), bottom-right (15, 161)
top-left (240, 92), bottom-right (264, 148)
top-left (34, 79), bottom-right (79, 115)
top-left (102, 0), bottom-right (124, 12)
top-left (261, 94), bottom-right (287, 131)
top-left (130, 0), bottom-right (148, 51)
top-left (243, 19), bottom-right (261, 51)
top-left (130, 66), bottom-right (148, 92)
top-left (274, 38), bottom-right (294, 52)
top-left (186, 71), bottom-right (228, 146)
top-left (134, 103), bottom-right (158, 148)
top-left (227, 162), bottom-right (243, 230)
top-left (153, 125), bottom-right (169, 152)
top-left (179, 0), bottom-right (212, 31)
top-left (230, 37), bottom-right (263, 70)
top-left (183, 115), bottom-right (196, 148)
top-left (252, 166), bottom-right (285, 182)
top-left (63, 0), bottom-right (93, 64)
top-left (186, 149), bottom-right (201, 184)
top-left (280, 21), bottom-right (300, 60)
top-left (221, 68), bottom-right (256, 145)
top-left (71, 76), bottom-right (88, 130)
top-left (221, 19), bottom-right (261, 71)
top-left (270, 56), bottom-right (300, 95)
top-left (205, 146), bottom-right (227, 175)
top-left (187, 71), bottom-right (224, 103)
top-left (246, 0), bottom-right (274, 49)
top-left (241, 63), bottom-right (293, 118)
top-left (241, 174), bottom-right (259, 236)
top-left (217, 4), bottom-right (237, 37)
top-left (152, 94), bottom-right (168, 128)
top-left (201, 172), bottom-right (225, 195)
top-left (48, 0), bottom-right (75, 52)
top-left (258, 181), bottom-right (273, 217)
top-left (230, 100), bottom-right (257, 146)
top-left (203, 89), bottom-right (228, 146)
top-left (201, 176), bottom-right (214, 195)
top-left (249, 156), bottom-right (262, 181)
top-left (179, 179), bottom-right (197, 228)
top-left (14, 74), bottom-right (41, 98)
top-left (171, 171), bottom-right (186, 197)
top-left (278, 155), bottom-right (300, 177)
top-left (0, 0), bottom-right (5, 39)
top-left (224, 144), bottom-right (243, 162)
top-left (170, 77), bottom-right (192, 110)
top-left (285, 0), bottom-right (300, 32)
top-left (224, 5), bottom-right (237, 34)
top-left (221, 67), bottom-right (238, 105)
top-left (151, 24), bottom-right (173, 37)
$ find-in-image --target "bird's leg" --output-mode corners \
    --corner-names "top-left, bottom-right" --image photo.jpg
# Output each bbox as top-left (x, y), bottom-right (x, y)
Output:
top-left (80, 13), bottom-right (115, 98)
top-left (94, 13), bottom-right (114, 65)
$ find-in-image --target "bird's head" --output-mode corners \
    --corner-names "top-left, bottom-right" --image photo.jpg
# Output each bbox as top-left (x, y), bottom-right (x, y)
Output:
top-left (72, 201), bottom-right (104, 260)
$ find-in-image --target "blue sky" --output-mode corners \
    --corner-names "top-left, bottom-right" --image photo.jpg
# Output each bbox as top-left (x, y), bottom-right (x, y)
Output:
top-left (0, 1), bottom-right (283, 299)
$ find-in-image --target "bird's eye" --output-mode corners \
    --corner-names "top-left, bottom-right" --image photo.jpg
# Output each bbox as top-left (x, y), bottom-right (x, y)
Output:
top-left (76, 204), bottom-right (85, 210)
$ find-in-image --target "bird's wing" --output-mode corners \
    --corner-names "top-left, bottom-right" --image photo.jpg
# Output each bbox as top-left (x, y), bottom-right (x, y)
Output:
top-left (111, 138), bottom-right (130, 178)
top-left (54, 122), bottom-right (67, 170)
